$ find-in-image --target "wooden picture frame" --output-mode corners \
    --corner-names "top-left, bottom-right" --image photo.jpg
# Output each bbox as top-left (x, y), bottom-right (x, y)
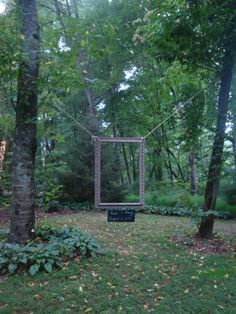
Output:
top-left (95, 137), bottom-right (145, 208)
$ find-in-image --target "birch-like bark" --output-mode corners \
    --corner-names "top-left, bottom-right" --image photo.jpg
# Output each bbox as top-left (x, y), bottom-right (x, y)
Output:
top-left (9, 0), bottom-right (40, 243)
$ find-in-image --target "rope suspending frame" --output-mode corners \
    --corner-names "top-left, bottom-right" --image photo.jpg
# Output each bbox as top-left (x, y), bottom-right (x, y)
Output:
top-left (54, 87), bottom-right (206, 208)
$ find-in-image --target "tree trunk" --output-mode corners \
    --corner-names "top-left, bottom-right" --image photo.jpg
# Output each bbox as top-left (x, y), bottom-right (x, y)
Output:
top-left (65, 0), bottom-right (71, 17)
top-left (85, 87), bottom-right (97, 122)
top-left (72, 0), bottom-right (79, 19)
top-left (53, 0), bottom-right (66, 33)
top-left (232, 112), bottom-right (236, 179)
top-left (198, 50), bottom-right (234, 238)
top-left (0, 139), bottom-right (7, 172)
top-left (9, 0), bottom-right (40, 244)
top-left (130, 145), bottom-right (137, 182)
top-left (0, 139), bottom-right (7, 195)
top-left (167, 147), bottom-right (185, 181)
top-left (161, 126), bottom-right (174, 182)
top-left (189, 147), bottom-right (198, 194)
top-left (122, 143), bottom-right (132, 184)
top-left (231, 76), bottom-right (236, 179)
top-left (232, 135), bottom-right (236, 178)
top-left (112, 126), bottom-right (124, 185)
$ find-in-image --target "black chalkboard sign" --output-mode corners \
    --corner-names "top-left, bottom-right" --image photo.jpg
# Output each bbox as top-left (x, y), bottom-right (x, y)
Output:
top-left (107, 209), bottom-right (135, 222)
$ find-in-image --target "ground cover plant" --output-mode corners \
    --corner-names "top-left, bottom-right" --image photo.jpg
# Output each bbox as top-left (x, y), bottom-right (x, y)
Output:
top-left (0, 212), bottom-right (235, 314)
top-left (0, 224), bottom-right (102, 276)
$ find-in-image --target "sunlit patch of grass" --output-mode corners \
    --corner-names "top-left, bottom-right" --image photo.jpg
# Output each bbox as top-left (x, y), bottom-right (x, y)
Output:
top-left (0, 213), bottom-right (235, 314)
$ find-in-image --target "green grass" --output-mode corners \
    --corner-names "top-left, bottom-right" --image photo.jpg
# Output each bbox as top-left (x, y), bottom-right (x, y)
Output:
top-left (0, 213), bottom-right (235, 313)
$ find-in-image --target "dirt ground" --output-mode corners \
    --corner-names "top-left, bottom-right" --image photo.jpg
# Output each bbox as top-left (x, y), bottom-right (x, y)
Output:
top-left (0, 207), bottom-right (77, 227)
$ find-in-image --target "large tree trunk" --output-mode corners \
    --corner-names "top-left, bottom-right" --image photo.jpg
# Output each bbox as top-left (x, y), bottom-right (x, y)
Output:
top-left (9, 0), bottom-right (40, 244)
top-left (198, 50), bottom-right (234, 238)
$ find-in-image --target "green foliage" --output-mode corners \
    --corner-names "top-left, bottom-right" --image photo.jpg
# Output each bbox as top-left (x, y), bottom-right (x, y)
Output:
top-left (44, 184), bottom-right (63, 204)
top-left (126, 187), bottom-right (236, 216)
top-left (136, 205), bottom-right (191, 217)
top-left (190, 209), bottom-right (235, 227)
top-left (0, 195), bottom-right (11, 207)
top-left (37, 183), bottom-right (63, 212)
top-left (137, 205), bottom-right (233, 220)
top-left (44, 200), bottom-right (62, 213)
top-left (137, 0), bottom-right (236, 67)
top-left (0, 224), bottom-right (102, 276)
top-left (61, 201), bottom-right (93, 211)
top-left (0, 228), bottom-right (8, 241)
top-left (220, 183), bottom-right (236, 206)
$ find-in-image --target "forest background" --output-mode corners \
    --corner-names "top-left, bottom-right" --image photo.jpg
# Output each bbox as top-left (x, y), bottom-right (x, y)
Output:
top-left (0, 0), bottom-right (235, 234)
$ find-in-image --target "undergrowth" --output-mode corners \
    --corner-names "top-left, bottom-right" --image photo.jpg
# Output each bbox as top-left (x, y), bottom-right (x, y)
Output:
top-left (125, 190), bottom-right (236, 216)
top-left (0, 223), bottom-right (102, 276)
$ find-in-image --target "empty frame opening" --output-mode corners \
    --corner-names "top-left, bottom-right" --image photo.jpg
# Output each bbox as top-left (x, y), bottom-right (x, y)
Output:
top-left (100, 142), bottom-right (140, 203)
top-left (95, 137), bottom-right (145, 208)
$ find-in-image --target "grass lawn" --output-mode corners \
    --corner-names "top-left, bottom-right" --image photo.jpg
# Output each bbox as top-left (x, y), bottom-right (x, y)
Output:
top-left (0, 212), bottom-right (235, 314)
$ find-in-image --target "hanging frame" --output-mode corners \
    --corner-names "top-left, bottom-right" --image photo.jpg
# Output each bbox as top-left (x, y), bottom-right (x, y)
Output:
top-left (95, 137), bottom-right (145, 208)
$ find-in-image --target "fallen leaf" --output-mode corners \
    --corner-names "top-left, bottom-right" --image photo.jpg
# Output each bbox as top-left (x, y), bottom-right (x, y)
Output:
top-left (68, 276), bottom-right (77, 280)
top-left (0, 304), bottom-right (8, 309)
top-left (33, 294), bottom-right (42, 300)
top-left (144, 303), bottom-right (150, 309)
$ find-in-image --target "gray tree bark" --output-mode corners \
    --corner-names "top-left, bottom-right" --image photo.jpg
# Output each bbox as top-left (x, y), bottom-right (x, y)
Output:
top-left (9, 0), bottom-right (40, 244)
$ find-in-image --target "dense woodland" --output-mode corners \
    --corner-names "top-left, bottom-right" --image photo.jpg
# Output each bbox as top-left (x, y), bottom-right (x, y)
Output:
top-left (0, 0), bottom-right (235, 243)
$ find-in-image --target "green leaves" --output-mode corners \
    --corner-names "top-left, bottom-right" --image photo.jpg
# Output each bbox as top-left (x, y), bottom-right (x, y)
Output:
top-left (44, 263), bottom-right (52, 273)
top-left (0, 225), bottom-right (102, 276)
top-left (80, 39), bottom-right (86, 48)
top-left (29, 264), bottom-right (40, 276)
top-left (8, 263), bottom-right (17, 273)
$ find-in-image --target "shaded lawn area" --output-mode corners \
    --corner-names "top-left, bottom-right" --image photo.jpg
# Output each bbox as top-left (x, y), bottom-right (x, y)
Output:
top-left (0, 212), bottom-right (235, 314)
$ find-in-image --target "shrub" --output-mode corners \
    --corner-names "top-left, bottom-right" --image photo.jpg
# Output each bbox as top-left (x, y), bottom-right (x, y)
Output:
top-left (45, 200), bottom-right (62, 212)
top-left (135, 205), bottom-right (191, 217)
top-left (0, 224), bottom-right (102, 276)
top-left (134, 205), bottom-right (234, 220)
top-left (60, 201), bottom-right (93, 211)
top-left (0, 229), bottom-right (8, 241)
top-left (126, 188), bottom-right (236, 216)
top-left (0, 195), bottom-right (11, 207)
top-left (220, 184), bottom-right (236, 206)
top-left (37, 184), bottom-right (64, 212)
